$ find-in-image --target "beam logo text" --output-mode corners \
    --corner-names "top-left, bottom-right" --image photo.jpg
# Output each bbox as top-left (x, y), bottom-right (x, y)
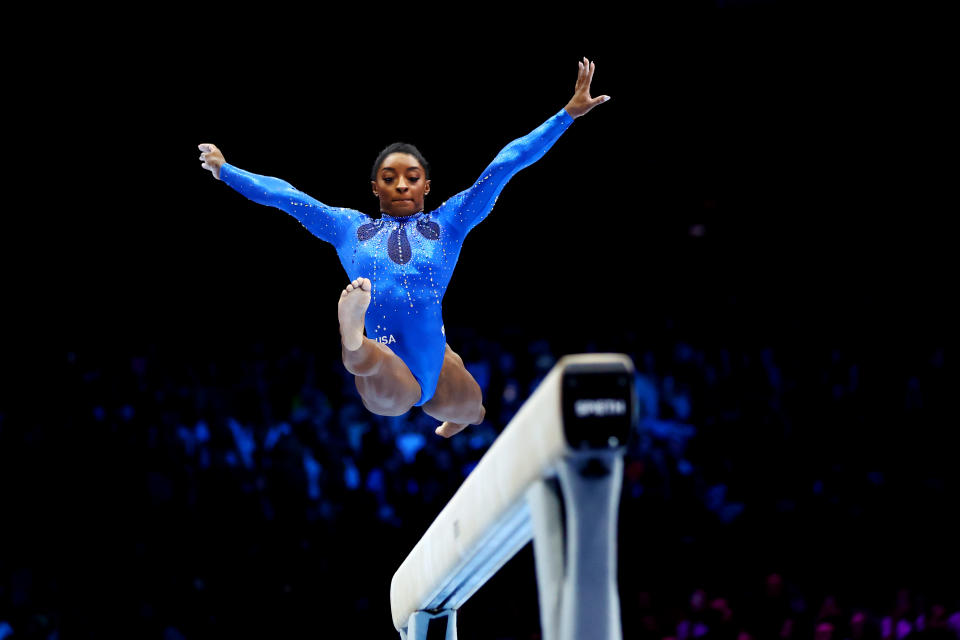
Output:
top-left (573, 398), bottom-right (627, 418)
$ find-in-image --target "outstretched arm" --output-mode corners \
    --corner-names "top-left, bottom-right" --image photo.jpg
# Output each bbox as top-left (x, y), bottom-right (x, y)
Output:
top-left (198, 143), bottom-right (362, 246)
top-left (445, 58), bottom-right (609, 232)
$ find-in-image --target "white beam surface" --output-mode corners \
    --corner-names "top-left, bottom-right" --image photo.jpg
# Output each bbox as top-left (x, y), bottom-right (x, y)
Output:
top-left (390, 353), bottom-right (634, 632)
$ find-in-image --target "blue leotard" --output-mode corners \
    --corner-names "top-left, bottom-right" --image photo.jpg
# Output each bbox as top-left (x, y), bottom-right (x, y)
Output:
top-left (220, 107), bottom-right (574, 406)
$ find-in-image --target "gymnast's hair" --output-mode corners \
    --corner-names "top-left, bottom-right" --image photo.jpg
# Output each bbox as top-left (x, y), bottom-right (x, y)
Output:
top-left (371, 143), bottom-right (431, 181)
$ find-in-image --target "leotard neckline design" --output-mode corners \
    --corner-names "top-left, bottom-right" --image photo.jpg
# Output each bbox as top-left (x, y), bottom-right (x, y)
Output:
top-left (357, 216), bottom-right (441, 266)
top-left (380, 211), bottom-right (426, 222)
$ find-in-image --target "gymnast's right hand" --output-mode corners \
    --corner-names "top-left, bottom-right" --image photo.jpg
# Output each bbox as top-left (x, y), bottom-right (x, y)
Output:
top-left (198, 143), bottom-right (225, 180)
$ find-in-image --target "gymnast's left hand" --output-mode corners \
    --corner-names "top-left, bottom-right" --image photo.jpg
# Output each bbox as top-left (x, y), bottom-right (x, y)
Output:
top-left (563, 57), bottom-right (611, 119)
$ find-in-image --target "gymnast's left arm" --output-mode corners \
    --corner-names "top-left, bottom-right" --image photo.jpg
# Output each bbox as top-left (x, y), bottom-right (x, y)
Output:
top-left (450, 57), bottom-right (610, 231)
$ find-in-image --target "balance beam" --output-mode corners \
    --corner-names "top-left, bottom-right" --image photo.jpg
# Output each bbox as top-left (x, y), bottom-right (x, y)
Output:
top-left (390, 353), bottom-right (636, 640)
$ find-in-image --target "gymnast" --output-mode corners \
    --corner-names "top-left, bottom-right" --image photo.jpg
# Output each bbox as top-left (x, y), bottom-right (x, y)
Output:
top-left (199, 58), bottom-right (609, 438)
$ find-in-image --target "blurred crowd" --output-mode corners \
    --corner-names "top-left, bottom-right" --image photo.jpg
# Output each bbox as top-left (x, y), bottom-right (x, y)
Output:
top-left (0, 322), bottom-right (954, 638)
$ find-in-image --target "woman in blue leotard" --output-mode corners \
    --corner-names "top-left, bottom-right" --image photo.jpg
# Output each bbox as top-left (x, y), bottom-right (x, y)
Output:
top-left (199, 58), bottom-right (609, 437)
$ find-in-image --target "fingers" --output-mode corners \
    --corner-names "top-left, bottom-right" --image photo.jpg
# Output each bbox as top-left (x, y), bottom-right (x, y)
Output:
top-left (198, 144), bottom-right (220, 160)
top-left (198, 143), bottom-right (225, 178)
top-left (575, 57), bottom-right (596, 96)
top-left (198, 144), bottom-right (223, 180)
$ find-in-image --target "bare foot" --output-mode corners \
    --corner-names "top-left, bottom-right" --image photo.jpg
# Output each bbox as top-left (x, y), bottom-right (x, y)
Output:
top-left (338, 277), bottom-right (371, 351)
top-left (435, 422), bottom-right (469, 438)
top-left (435, 405), bottom-right (485, 439)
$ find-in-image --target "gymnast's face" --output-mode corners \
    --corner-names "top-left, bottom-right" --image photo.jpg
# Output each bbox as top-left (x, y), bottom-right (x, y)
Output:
top-left (372, 153), bottom-right (431, 217)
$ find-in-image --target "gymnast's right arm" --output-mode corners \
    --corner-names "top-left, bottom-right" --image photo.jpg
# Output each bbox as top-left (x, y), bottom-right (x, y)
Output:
top-left (198, 142), bottom-right (354, 246)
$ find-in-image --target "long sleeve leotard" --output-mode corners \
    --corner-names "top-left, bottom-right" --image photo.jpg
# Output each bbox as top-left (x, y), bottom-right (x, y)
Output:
top-left (220, 107), bottom-right (574, 406)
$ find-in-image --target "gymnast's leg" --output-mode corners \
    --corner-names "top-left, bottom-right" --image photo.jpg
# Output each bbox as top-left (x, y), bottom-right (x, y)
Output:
top-left (339, 277), bottom-right (422, 416)
top-left (422, 344), bottom-right (487, 438)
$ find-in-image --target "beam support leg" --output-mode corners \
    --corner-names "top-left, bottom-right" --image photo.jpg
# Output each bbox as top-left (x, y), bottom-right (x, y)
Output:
top-left (402, 608), bottom-right (458, 640)
top-left (529, 452), bottom-right (624, 640)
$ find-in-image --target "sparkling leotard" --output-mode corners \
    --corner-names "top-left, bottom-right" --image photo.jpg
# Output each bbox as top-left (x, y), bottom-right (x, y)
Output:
top-left (220, 107), bottom-right (574, 406)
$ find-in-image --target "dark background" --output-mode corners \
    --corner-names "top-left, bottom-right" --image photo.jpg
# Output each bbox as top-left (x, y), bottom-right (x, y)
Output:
top-left (2, 19), bottom-right (955, 640)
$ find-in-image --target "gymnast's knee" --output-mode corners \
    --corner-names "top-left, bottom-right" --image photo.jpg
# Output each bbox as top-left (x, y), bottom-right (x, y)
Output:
top-left (459, 386), bottom-right (485, 425)
top-left (456, 374), bottom-right (484, 424)
top-left (372, 402), bottom-right (416, 418)
top-left (358, 389), bottom-right (417, 417)
top-left (472, 402), bottom-right (486, 425)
